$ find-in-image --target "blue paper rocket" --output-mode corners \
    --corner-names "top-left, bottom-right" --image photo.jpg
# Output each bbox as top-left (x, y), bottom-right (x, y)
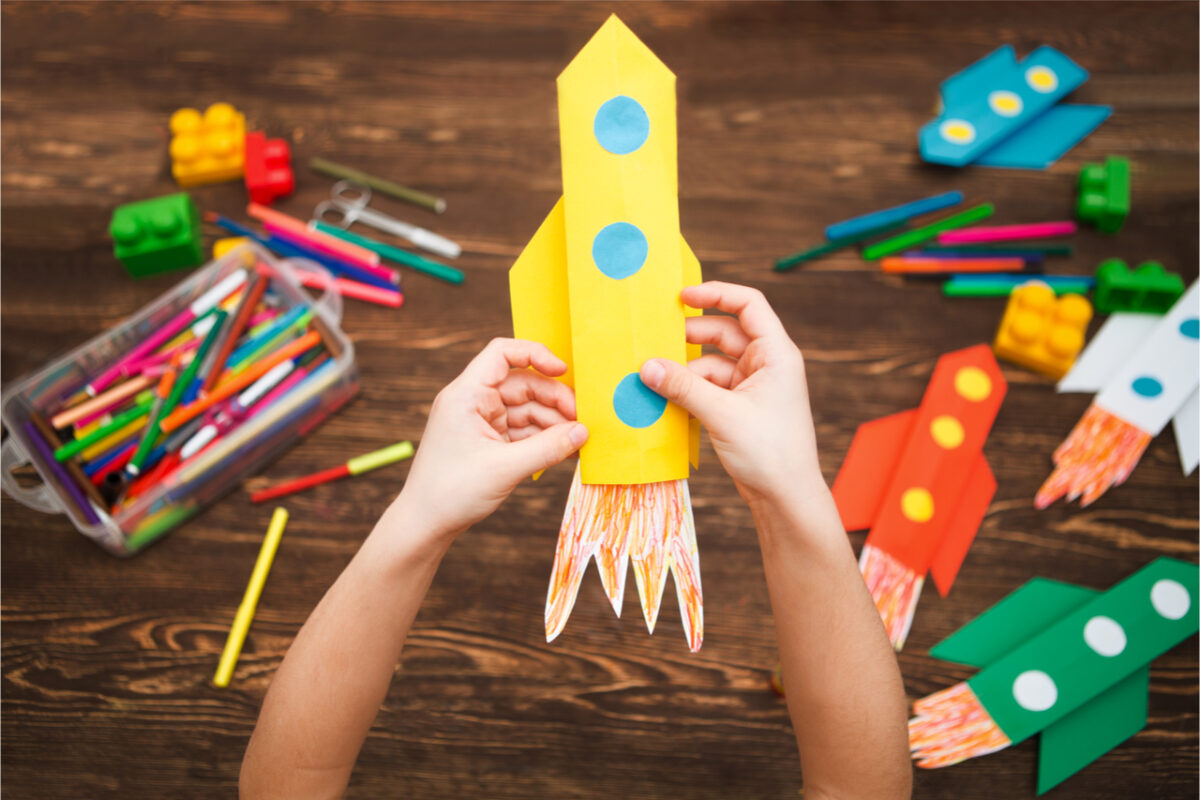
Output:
top-left (919, 46), bottom-right (1111, 170)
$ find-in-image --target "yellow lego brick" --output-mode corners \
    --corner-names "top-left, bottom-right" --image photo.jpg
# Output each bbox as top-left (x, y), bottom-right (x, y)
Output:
top-left (169, 103), bottom-right (245, 187)
top-left (993, 281), bottom-right (1093, 380)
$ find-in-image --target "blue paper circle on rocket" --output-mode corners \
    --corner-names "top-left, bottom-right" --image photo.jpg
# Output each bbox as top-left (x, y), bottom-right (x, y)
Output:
top-left (594, 95), bottom-right (650, 155)
top-left (592, 222), bottom-right (648, 280)
top-left (613, 372), bottom-right (667, 428)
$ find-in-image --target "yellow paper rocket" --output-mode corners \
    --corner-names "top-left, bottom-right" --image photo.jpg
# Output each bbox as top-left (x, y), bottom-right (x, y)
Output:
top-left (509, 16), bottom-right (704, 650)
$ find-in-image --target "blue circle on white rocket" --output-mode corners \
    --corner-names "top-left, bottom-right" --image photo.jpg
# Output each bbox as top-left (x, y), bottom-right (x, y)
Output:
top-left (613, 372), bottom-right (667, 428)
top-left (593, 222), bottom-right (648, 280)
top-left (1131, 376), bottom-right (1163, 398)
top-left (594, 95), bottom-right (650, 154)
top-left (1180, 318), bottom-right (1199, 339)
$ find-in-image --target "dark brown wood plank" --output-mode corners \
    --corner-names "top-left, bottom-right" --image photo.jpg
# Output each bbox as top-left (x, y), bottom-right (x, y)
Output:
top-left (2, 2), bottom-right (1196, 798)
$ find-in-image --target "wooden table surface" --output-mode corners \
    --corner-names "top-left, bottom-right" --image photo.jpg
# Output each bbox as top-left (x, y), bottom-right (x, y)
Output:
top-left (2, 2), bottom-right (1197, 798)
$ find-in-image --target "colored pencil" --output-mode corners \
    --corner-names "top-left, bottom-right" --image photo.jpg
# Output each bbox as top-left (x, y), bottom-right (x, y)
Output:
top-left (51, 374), bottom-right (157, 429)
top-left (249, 441), bottom-right (415, 503)
top-left (310, 157), bottom-right (446, 214)
top-left (773, 220), bottom-right (907, 271)
top-left (23, 420), bottom-right (100, 525)
top-left (159, 330), bottom-right (322, 434)
top-left (825, 191), bottom-right (963, 241)
top-left (126, 353), bottom-right (183, 476)
top-left (87, 270), bottom-right (246, 396)
top-left (312, 222), bottom-right (463, 285)
top-left (937, 221), bottom-right (1076, 245)
top-left (881, 257), bottom-right (1029, 274)
top-left (918, 243), bottom-right (1073, 257)
top-left (201, 273), bottom-right (269, 397)
top-left (213, 507), bottom-right (289, 688)
top-left (862, 204), bottom-right (995, 260)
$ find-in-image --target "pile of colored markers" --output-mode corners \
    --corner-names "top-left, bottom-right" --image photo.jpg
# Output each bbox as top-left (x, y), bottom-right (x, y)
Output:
top-left (776, 190), bottom-right (1089, 297)
top-left (26, 261), bottom-right (350, 549)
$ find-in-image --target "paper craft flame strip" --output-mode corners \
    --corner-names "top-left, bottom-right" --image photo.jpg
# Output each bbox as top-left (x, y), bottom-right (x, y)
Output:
top-left (910, 557), bottom-right (1199, 795)
top-left (509, 15), bottom-right (704, 651)
top-left (1040, 282), bottom-right (1199, 507)
top-left (832, 344), bottom-right (1007, 650)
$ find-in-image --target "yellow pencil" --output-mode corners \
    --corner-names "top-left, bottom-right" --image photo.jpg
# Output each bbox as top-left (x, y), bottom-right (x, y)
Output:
top-left (213, 507), bottom-right (288, 688)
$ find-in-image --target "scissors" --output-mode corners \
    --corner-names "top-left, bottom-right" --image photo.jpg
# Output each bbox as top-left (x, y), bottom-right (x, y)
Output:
top-left (313, 180), bottom-right (462, 260)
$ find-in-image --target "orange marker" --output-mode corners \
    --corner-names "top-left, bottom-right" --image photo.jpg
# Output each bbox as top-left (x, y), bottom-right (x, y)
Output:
top-left (881, 257), bottom-right (1030, 274)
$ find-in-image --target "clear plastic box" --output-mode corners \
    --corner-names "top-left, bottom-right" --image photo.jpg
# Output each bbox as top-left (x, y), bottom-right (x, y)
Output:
top-left (1, 244), bottom-right (359, 556)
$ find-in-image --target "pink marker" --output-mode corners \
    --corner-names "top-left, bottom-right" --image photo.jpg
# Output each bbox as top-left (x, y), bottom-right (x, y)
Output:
top-left (247, 203), bottom-right (399, 285)
top-left (937, 221), bottom-right (1077, 245)
top-left (87, 270), bottom-right (248, 396)
top-left (257, 263), bottom-right (403, 308)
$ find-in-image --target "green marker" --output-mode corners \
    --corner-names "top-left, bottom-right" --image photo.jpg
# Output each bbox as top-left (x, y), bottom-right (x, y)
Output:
top-left (313, 221), bottom-right (465, 285)
top-left (774, 220), bottom-right (907, 271)
top-left (54, 398), bottom-right (155, 462)
top-left (920, 243), bottom-right (1074, 257)
top-left (913, 558), bottom-right (1199, 794)
top-left (862, 204), bottom-right (994, 260)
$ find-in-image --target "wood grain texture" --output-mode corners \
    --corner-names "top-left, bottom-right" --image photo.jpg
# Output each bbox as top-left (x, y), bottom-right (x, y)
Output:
top-left (2, 2), bottom-right (1197, 797)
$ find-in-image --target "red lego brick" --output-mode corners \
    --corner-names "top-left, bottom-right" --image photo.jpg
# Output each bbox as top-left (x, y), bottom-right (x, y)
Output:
top-left (244, 131), bottom-right (294, 205)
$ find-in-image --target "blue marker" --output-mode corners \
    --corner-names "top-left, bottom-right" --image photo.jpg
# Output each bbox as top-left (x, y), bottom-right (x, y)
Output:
top-left (825, 191), bottom-right (963, 241)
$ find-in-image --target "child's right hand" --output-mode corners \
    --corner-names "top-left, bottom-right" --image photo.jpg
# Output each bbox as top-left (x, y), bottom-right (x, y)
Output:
top-left (639, 281), bottom-right (824, 509)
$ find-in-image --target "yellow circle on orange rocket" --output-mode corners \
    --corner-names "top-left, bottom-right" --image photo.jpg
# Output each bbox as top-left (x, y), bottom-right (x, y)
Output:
top-left (930, 415), bottom-right (965, 449)
top-left (901, 488), bottom-right (935, 523)
top-left (954, 366), bottom-right (992, 402)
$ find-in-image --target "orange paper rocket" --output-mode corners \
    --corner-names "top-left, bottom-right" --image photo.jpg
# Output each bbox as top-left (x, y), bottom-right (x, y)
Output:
top-left (833, 344), bottom-right (1007, 649)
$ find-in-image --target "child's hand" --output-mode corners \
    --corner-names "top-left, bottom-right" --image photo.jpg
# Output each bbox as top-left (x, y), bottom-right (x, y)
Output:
top-left (640, 281), bottom-right (822, 507)
top-left (396, 338), bottom-right (588, 543)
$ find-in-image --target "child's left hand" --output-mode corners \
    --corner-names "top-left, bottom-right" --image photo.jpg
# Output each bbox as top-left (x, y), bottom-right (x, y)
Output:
top-left (392, 338), bottom-right (588, 546)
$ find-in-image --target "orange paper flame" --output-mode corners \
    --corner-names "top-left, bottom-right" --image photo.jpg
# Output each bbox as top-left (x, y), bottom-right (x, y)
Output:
top-left (859, 543), bottom-right (924, 650)
top-left (1036, 403), bottom-right (1152, 509)
top-left (545, 463), bottom-right (703, 651)
top-left (909, 681), bottom-right (1012, 769)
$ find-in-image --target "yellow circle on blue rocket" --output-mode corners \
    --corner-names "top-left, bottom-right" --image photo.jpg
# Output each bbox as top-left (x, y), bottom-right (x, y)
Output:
top-left (613, 372), bottom-right (667, 428)
top-left (594, 95), bottom-right (650, 155)
top-left (593, 222), bottom-right (648, 280)
top-left (988, 90), bottom-right (1023, 117)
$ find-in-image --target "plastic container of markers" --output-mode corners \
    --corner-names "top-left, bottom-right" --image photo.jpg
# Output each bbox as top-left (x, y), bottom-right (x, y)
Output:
top-left (0, 243), bottom-right (359, 556)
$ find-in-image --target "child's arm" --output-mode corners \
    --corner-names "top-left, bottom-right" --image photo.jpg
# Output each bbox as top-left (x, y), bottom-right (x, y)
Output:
top-left (640, 282), bottom-right (912, 800)
top-left (239, 338), bottom-right (588, 800)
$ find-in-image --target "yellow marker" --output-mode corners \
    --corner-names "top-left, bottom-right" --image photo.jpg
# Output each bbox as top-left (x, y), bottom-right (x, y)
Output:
top-left (213, 507), bottom-right (288, 688)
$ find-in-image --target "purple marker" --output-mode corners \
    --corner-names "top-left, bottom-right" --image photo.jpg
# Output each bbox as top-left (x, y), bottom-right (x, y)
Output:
top-left (23, 420), bottom-right (100, 525)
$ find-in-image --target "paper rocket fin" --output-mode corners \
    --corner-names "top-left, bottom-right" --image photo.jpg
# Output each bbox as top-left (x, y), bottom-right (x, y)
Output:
top-left (831, 409), bottom-right (916, 532)
top-left (931, 578), bottom-right (1098, 668)
top-left (682, 237), bottom-right (702, 469)
top-left (1172, 388), bottom-right (1198, 475)
top-left (510, 197), bottom-right (573, 387)
top-left (1058, 313), bottom-right (1161, 394)
top-left (929, 455), bottom-right (996, 597)
top-left (1037, 666), bottom-right (1149, 794)
top-left (973, 104), bottom-right (1111, 170)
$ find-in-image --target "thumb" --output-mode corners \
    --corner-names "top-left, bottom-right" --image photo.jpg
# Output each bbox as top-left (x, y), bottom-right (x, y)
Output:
top-left (504, 421), bottom-right (589, 481)
top-left (640, 358), bottom-right (723, 424)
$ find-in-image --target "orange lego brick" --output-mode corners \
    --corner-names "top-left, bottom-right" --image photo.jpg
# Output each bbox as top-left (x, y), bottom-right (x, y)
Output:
top-left (992, 281), bottom-right (1093, 380)
top-left (169, 102), bottom-right (245, 187)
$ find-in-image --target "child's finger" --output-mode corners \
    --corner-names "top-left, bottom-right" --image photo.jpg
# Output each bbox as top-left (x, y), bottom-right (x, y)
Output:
top-left (462, 337), bottom-right (568, 387)
top-left (686, 315), bottom-right (750, 359)
top-left (640, 357), bottom-right (726, 424)
top-left (497, 370), bottom-right (576, 419)
top-left (681, 282), bottom-right (787, 341)
top-left (503, 422), bottom-right (589, 477)
top-left (688, 354), bottom-right (737, 389)
top-left (506, 401), bottom-right (570, 430)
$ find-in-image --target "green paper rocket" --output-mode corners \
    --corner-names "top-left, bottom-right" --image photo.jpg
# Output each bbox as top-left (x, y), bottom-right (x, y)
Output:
top-left (910, 557), bottom-right (1198, 794)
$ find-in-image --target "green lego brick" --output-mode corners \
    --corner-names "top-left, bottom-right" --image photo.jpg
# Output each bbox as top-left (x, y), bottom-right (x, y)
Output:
top-left (1077, 155), bottom-right (1130, 234)
top-left (1094, 259), bottom-right (1185, 314)
top-left (109, 193), bottom-right (204, 278)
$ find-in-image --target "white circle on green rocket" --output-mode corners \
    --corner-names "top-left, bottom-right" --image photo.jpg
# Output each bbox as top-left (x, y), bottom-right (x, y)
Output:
top-left (592, 222), bottom-right (648, 280)
top-left (594, 95), bottom-right (650, 154)
top-left (1012, 669), bottom-right (1057, 712)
